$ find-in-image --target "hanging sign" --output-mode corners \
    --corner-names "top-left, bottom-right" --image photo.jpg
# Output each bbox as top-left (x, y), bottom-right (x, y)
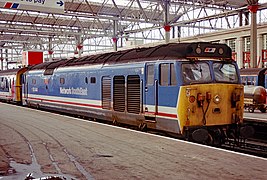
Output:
top-left (0, 0), bottom-right (65, 14)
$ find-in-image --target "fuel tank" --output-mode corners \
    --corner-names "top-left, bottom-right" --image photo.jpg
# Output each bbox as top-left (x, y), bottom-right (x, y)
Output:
top-left (244, 85), bottom-right (267, 104)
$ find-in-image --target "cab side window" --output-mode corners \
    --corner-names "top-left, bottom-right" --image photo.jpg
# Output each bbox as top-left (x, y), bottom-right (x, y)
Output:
top-left (160, 63), bottom-right (177, 86)
top-left (146, 64), bottom-right (154, 86)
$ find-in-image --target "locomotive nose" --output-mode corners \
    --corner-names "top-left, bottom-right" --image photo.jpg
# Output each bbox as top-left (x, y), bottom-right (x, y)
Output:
top-left (178, 84), bottom-right (244, 130)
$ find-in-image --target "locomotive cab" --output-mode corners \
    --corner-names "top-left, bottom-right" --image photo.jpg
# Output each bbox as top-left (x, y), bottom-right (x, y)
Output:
top-left (178, 61), bottom-right (245, 144)
top-left (174, 43), bottom-right (252, 145)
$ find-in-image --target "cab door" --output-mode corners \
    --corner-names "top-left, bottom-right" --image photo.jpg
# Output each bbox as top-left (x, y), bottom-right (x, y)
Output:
top-left (144, 63), bottom-right (158, 120)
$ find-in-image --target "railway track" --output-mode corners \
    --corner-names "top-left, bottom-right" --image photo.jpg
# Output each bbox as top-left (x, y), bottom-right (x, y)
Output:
top-left (244, 118), bottom-right (267, 141)
top-left (222, 139), bottom-right (267, 158)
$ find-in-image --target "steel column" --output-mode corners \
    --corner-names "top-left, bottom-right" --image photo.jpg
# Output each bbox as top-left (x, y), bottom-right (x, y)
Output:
top-left (113, 20), bottom-right (118, 51)
top-left (257, 34), bottom-right (263, 67)
top-left (236, 37), bottom-right (244, 68)
top-left (164, 0), bottom-right (170, 43)
top-left (5, 49), bottom-right (8, 70)
top-left (248, 4), bottom-right (259, 68)
top-left (48, 37), bottom-right (53, 61)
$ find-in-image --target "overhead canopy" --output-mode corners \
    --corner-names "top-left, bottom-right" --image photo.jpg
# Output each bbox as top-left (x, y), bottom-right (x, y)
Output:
top-left (0, 0), bottom-right (266, 63)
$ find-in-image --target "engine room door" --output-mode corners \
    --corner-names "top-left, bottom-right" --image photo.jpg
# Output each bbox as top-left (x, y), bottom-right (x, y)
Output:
top-left (144, 64), bottom-right (158, 119)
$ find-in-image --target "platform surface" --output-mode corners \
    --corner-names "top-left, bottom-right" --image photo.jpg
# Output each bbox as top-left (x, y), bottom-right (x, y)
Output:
top-left (244, 109), bottom-right (267, 123)
top-left (0, 102), bottom-right (266, 180)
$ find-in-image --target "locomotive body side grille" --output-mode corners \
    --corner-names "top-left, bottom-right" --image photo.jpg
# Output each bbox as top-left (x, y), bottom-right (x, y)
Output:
top-left (127, 75), bottom-right (140, 114)
top-left (102, 76), bottom-right (111, 110)
top-left (114, 76), bottom-right (125, 112)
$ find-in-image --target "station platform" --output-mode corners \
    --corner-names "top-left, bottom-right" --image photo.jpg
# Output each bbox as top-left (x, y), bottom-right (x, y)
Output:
top-left (0, 102), bottom-right (266, 180)
top-left (244, 109), bottom-right (267, 123)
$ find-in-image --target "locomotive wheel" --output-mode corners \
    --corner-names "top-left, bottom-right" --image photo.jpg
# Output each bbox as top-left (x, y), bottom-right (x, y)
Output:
top-left (206, 134), bottom-right (214, 145)
top-left (248, 106), bottom-right (255, 113)
top-left (113, 119), bottom-right (118, 125)
top-left (206, 129), bottom-right (223, 146)
top-left (139, 123), bottom-right (147, 132)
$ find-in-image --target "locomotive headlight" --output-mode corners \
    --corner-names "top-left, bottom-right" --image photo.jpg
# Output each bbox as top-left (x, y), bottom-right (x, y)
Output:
top-left (218, 48), bottom-right (224, 55)
top-left (213, 95), bottom-right (221, 104)
top-left (196, 47), bottom-right (202, 54)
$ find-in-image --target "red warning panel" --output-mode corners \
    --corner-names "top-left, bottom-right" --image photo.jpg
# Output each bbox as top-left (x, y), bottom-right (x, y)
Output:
top-left (22, 51), bottom-right (44, 66)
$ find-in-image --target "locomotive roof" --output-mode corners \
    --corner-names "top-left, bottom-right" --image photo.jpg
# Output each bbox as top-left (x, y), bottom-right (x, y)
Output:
top-left (29, 42), bottom-right (232, 73)
top-left (239, 68), bottom-right (267, 76)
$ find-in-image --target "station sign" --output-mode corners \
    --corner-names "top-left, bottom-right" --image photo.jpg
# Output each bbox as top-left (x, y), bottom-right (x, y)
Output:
top-left (0, 0), bottom-right (65, 14)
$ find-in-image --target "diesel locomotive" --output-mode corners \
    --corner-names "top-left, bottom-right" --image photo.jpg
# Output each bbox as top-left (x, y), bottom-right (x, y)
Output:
top-left (0, 42), bottom-right (253, 145)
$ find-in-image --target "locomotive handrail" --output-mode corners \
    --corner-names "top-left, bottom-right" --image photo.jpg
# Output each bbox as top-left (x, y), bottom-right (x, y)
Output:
top-left (155, 80), bottom-right (158, 115)
top-left (140, 80), bottom-right (143, 113)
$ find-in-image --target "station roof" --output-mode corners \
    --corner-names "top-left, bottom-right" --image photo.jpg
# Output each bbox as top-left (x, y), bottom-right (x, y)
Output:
top-left (0, 0), bottom-right (266, 63)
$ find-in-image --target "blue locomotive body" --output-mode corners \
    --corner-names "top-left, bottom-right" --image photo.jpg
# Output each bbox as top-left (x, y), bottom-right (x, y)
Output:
top-left (23, 61), bottom-right (181, 134)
